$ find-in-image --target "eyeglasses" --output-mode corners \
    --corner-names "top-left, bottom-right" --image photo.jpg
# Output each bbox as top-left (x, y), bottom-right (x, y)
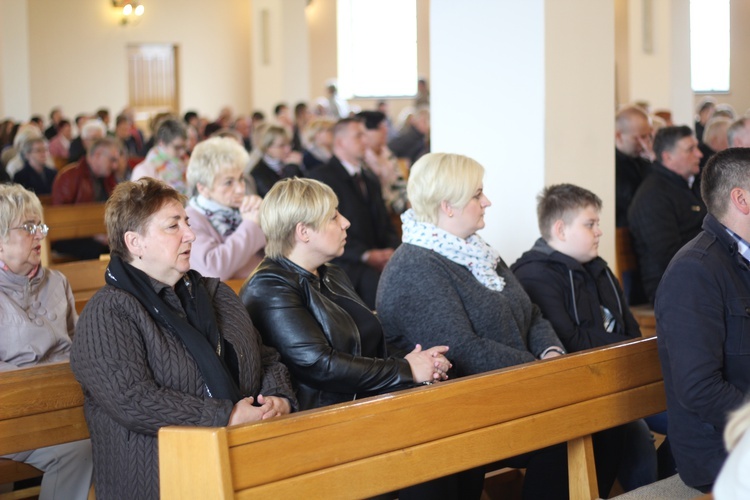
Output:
top-left (11, 223), bottom-right (49, 236)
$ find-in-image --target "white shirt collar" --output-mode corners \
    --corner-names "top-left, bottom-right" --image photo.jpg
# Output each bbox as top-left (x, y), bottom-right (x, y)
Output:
top-left (339, 159), bottom-right (362, 176)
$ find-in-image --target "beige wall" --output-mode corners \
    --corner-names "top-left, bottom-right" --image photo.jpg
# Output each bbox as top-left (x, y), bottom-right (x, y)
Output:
top-left (545, 0), bottom-right (616, 264)
top-left (24, 0), bottom-right (253, 123)
top-left (0, 0), bottom-right (32, 121)
top-left (250, 0), bottom-right (309, 116)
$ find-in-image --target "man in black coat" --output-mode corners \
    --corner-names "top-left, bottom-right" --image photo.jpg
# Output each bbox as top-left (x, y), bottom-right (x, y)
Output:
top-left (615, 106), bottom-right (653, 228)
top-left (628, 125), bottom-right (705, 304)
top-left (310, 118), bottom-right (400, 308)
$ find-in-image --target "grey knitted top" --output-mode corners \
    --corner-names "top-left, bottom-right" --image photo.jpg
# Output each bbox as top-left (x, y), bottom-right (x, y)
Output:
top-left (376, 243), bottom-right (563, 377)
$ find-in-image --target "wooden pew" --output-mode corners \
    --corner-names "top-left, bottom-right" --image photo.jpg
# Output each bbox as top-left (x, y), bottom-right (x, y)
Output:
top-left (51, 259), bottom-right (109, 314)
top-left (615, 227), bottom-right (656, 337)
top-left (40, 203), bottom-right (107, 267)
top-left (0, 363), bottom-right (88, 499)
top-left (159, 337), bottom-right (666, 499)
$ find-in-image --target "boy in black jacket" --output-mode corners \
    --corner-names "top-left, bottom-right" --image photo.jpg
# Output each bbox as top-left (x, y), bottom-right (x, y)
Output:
top-left (512, 183), bottom-right (667, 491)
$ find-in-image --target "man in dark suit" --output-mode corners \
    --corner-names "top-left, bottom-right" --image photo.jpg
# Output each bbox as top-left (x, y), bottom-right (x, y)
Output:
top-left (310, 118), bottom-right (400, 308)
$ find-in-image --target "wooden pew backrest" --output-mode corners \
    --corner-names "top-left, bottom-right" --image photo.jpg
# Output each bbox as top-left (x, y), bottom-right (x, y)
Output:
top-left (160, 337), bottom-right (665, 500)
top-left (0, 363), bottom-right (87, 456)
top-left (51, 259), bottom-right (109, 314)
top-left (41, 203), bottom-right (107, 267)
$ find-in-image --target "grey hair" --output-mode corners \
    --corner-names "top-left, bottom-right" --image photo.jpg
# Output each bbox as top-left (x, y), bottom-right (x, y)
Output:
top-left (0, 184), bottom-right (43, 241)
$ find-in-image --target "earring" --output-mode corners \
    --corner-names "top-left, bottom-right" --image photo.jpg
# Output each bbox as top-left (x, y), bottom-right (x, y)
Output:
top-left (448, 212), bottom-right (453, 218)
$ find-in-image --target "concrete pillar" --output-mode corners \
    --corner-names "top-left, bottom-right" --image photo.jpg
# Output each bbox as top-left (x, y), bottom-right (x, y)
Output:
top-left (250, 0), bottom-right (310, 115)
top-left (430, 0), bottom-right (615, 264)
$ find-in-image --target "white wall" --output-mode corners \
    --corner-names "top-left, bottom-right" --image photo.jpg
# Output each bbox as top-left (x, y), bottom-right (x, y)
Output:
top-left (431, 0), bottom-right (616, 264)
top-left (431, 0), bottom-right (546, 262)
top-left (0, 0), bottom-right (31, 120)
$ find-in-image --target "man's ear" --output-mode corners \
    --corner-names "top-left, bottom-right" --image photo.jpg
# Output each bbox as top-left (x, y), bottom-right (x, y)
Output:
top-left (730, 187), bottom-right (750, 216)
top-left (551, 219), bottom-right (566, 242)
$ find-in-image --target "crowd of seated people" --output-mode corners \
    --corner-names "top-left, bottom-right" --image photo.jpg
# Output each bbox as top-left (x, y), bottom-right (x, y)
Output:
top-left (5, 93), bottom-right (750, 499)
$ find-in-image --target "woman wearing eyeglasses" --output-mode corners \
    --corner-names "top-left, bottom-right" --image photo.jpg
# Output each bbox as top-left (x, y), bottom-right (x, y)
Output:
top-left (0, 183), bottom-right (93, 498)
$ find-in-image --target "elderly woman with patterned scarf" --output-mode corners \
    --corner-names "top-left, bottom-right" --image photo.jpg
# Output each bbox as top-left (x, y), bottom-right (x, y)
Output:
top-left (185, 137), bottom-right (266, 281)
top-left (71, 178), bottom-right (295, 500)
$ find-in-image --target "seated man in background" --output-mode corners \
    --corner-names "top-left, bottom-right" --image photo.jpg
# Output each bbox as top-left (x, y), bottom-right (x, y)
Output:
top-left (131, 117), bottom-right (188, 195)
top-left (388, 107), bottom-right (430, 166)
top-left (727, 117), bottom-right (750, 148)
top-left (51, 137), bottom-right (119, 259)
top-left (615, 105), bottom-right (653, 229)
top-left (310, 118), bottom-right (400, 309)
top-left (694, 116), bottom-right (731, 197)
top-left (628, 125), bottom-right (705, 304)
top-left (512, 183), bottom-right (668, 490)
top-left (67, 118), bottom-right (106, 166)
top-left (656, 147), bottom-right (750, 492)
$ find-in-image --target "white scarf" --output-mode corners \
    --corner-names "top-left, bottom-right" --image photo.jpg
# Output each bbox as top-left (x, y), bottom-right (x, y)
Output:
top-left (401, 209), bottom-right (505, 292)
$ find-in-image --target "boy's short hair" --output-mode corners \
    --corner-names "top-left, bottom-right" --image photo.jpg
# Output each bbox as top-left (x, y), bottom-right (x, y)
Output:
top-left (537, 184), bottom-right (602, 240)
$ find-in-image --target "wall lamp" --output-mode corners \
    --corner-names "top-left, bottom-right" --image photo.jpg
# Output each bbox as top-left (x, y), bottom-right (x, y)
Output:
top-left (113, 1), bottom-right (145, 26)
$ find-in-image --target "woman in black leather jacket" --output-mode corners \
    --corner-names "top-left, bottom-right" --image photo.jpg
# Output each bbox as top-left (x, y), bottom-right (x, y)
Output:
top-left (240, 177), bottom-right (451, 411)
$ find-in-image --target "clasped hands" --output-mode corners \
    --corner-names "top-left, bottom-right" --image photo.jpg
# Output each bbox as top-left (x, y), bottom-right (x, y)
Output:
top-left (228, 394), bottom-right (291, 426)
top-left (405, 344), bottom-right (452, 384)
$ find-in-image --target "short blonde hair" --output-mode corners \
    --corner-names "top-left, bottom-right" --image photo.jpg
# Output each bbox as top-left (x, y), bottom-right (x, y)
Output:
top-left (186, 137), bottom-right (250, 194)
top-left (407, 152), bottom-right (485, 225)
top-left (260, 178), bottom-right (338, 259)
top-left (303, 118), bottom-right (335, 147)
top-left (254, 124), bottom-right (290, 153)
top-left (0, 184), bottom-right (43, 241)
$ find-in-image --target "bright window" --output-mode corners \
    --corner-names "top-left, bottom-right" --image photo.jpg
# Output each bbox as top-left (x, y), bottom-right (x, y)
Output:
top-left (337, 0), bottom-right (418, 98)
top-left (690, 0), bottom-right (730, 92)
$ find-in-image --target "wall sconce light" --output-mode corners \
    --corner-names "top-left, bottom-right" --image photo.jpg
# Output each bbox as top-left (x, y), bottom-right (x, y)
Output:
top-left (113, 1), bottom-right (145, 26)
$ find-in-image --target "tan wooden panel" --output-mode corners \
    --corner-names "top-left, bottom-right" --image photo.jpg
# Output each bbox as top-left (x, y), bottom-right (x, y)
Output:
top-left (0, 407), bottom-right (88, 456)
top-left (52, 259), bottom-right (108, 294)
top-left (41, 203), bottom-right (107, 267)
top-left (159, 427), bottom-right (233, 500)
top-left (227, 337), bottom-right (660, 446)
top-left (226, 339), bottom-right (662, 489)
top-left (234, 384), bottom-right (665, 499)
top-left (0, 363), bottom-right (83, 420)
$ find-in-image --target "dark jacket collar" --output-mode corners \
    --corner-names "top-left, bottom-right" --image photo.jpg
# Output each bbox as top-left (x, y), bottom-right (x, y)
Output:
top-left (701, 213), bottom-right (746, 267)
top-left (652, 161), bottom-right (692, 189)
top-left (518, 237), bottom-right (608, 275)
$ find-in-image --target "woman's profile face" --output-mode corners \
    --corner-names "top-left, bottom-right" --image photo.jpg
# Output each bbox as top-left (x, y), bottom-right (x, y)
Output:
top-left (203, 167), bottom-right (246, 209)
top-left (133, 200), bottom-right (196, 286)
top-left (451, 184), bottom-right (492, 239)
top-left (265, 136), bottom-right (291, 160)
top-left (0, 213), bottom-right (45, 276)
top-left (306, 209), bottom-right (350, 264)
